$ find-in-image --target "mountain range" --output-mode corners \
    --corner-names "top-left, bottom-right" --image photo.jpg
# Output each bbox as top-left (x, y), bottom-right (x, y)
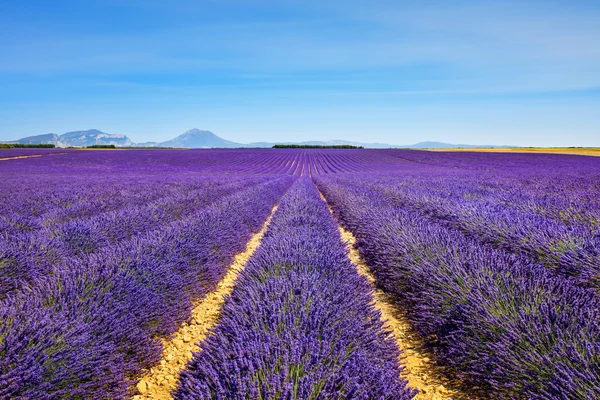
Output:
top-left (9, 129), bottom-right (133, 148)
top-left (3, 128), bottom-right (513, 149)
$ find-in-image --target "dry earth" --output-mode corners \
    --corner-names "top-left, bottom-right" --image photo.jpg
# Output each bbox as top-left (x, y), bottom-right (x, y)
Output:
top-left (132, 205), bottom-right (278, 400)
top-left (319, 191), bottom-right (459, 400)
top-left (133, 188), bottom-right (464, 400)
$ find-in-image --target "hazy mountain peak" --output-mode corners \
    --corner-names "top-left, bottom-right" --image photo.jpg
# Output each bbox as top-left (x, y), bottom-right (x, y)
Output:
top-left (178, 129), bottom-right (220, 138)
top-left (159, 129), bottom-right (241, 148)
top-left (10, 133), bottom-right (62, 146)
top-left (55, 129), bottom-right (133, 146)
top-left (182, 128), bottom-right (211, 135)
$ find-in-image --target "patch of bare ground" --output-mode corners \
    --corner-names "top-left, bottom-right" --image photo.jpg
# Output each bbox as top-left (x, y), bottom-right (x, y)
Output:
top-left (0, 154), bottom-right (43, 161)
top-left (132, 205), bottom-right (278, 400)
top-left (318, 190), bottom-right (461, 400)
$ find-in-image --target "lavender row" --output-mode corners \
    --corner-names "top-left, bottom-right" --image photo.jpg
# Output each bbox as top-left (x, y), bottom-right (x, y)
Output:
top-left (370, 170), bottom-right (600, 226)
top-left (0, 178), bottom-right (293, 399)
top-left (0, 177), bottom-right (265, 298)
top-left (0, 176), bottom-right (261, 238)
top-left (0, 148), bottom-right (422, 176)
top-left (380, 150), bottom-right (600, 223)
top-left (383, 148), bottom-right (600, 177)
top-left (0, 176), bottom-right (199, 237)
top-left (0, 148), bottom-right (69, 158)
top-left (175, 178), bottom-right (415, 400)
top-left (346, 173), bottom-right (600, 292)
top-left (315, 176), bottom-right (600, 399)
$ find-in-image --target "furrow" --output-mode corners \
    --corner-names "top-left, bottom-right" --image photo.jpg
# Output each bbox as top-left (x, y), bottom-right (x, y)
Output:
top-left (319, 190), bottom-right (458, 400)
top-left (133, 204), bottom-right (279, 400)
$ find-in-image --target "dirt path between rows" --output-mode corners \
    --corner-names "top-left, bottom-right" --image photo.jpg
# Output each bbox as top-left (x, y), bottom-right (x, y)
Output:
top-left (318, 190), bottom-right (459, 400)
top-left (133, 205), bottom-right (278, 400)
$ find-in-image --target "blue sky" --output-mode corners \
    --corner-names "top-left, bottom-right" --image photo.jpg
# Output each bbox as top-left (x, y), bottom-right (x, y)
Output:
top-left (1, 0), bottom-right (599, 146)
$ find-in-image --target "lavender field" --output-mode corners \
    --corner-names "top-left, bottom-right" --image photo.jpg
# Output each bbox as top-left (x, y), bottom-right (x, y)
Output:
top-left (1, 149), bottom-right (599, 399)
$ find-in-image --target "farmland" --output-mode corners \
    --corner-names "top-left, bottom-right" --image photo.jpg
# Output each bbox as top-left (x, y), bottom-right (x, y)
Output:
top-left (428, 147), bottom-right (600, 157)
top-left (1, 148), bottom-right (599, 399)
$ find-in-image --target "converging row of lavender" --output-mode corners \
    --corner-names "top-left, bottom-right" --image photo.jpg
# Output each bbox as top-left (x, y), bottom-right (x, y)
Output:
top-left (1, 148), bottom-right (599, 399)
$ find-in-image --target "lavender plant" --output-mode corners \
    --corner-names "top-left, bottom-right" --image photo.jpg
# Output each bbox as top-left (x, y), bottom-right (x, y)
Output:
top-left (3, 148), bottom-right (600, 399)
top-left (0, 177), bottom-right (265, 297)
top-left (0, 178), bottom-right (292, 398)
top-left (175, 178), bottom-right (415, 400)
top-left (315, 176), bottom-right (600, 399)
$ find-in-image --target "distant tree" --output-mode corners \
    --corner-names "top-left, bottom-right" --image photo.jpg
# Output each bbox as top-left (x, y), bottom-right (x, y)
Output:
top-left (86, 144), bottom-right (116, 149)
top-left (11, 144), bottom-right (56, 148)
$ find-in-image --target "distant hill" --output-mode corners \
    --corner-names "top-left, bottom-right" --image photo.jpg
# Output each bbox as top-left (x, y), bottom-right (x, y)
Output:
top-left (3, 128), bottom-right (514, 149)
top-left (13, 133), bottom-right (63, 146)
top-left (5, 129), bottom-right (132, 147)
top-left (159, 129), bottom-right (241, 148)
top-left (407, 141), bottom-right (513, 149)
top-left (59, 129), bottom-right (133, 147)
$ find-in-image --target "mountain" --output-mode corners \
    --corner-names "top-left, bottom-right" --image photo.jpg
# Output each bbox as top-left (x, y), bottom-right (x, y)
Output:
top-left (4, 128), bottom-right (514, 149)
top-left (11, 133), bottom-right (64, 146)
top-left (6, 129), bottom-right (133, 147)
top-left (159, 129), bottom-right (241, 148)
top-left (406, 141), bottom-right (513, 149)
top-left (59, 129), bottom-right (133, 147)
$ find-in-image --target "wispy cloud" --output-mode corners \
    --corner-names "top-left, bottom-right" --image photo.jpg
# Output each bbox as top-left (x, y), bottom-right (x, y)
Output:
top-left (0, 0), bottom-right (599, 145)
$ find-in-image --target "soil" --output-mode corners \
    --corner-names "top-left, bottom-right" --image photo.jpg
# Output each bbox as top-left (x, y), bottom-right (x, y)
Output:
top-left (132, 205), bottom-right (278, 400)
top-left (133, 187), bottom-right (467, 400)
top-left (319, 190), bottom-right (460, 400)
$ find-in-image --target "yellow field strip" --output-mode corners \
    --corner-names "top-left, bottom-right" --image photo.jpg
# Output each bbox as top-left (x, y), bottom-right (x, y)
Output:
top-left (133, 205), bottom-right (278, 400)
top-left (427, 148), bottom-right (600, 157)
top-left (319, 190), bottom-right (458, 400)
